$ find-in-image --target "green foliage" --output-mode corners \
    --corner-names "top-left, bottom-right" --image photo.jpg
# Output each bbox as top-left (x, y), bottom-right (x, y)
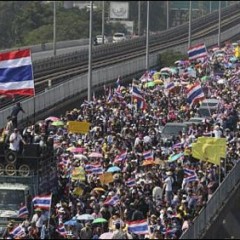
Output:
top-left (158, 50), bottom-right (188, 69)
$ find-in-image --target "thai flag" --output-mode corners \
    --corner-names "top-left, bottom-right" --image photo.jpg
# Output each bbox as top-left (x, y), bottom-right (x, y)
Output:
top-left (131, 86), bottom-right (144, 100)
top-left (165, 82), bottom-right (175, 91)
top-left (137, 98), bottom-right (147, 110)
top-left (18, 205), bottom-right (29, 218)
top-left (32, 194), bottom-right (52, 210)
top-left (127, 219), bottom-right (149, 235)
top-left (183, 174), bottom-right (199, 184)
top-left (114, 151), bottom-right (127, 163)
top-left (104, 195), bottom-right (120, 206)
top-left (88, 165), bottom-right (104, 175)
top-left (139, 71), bottom-right (152, 82)
top-left (107, 88), bottom-right (113, 103)
top-left (126, 178), bottom-right (136, 188)
top-left (10, 226), bottom-right (26, 239)
top-left (186, 83), bottom-right (205, 107)
top-left (56, 225), bottom-right (67, 236)
top-left (143, 150), bottom-right (153, 160)
top-left (0, 49), bottom-right (35, 96)
top-left (188, 44), bottom-right (208, 61)
top-left (172, 142), bottom-right (184, 149)
top-left (114, 90), bottom-right (125, 100)
top-left (184, 168), bottom-right (196, 176)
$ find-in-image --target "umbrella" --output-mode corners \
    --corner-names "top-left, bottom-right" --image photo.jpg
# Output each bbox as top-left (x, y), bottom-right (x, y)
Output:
top-left (167, 152), bottom-right (184, 163)
top-left (89, 152), bottom-right (103, 158)
top-left (142, 160), bottom-right (156, 166)
top-left (153, 79), bottom-right (163, 85)
top-left (45, 116), bottom-right (59, 122)
top-left (160, 67), bottom-right (172, 72)
top-left (92, 218), bottom-right (108, 224)
top-left (107, 166), bottom-right (121, 173)
top-left (201, 76), bottom-right (210, 82)
top-left (64, 219), bottom-right (77, 226)
top-left (93, 187), bottom-right (105, 192)
top-left (77, 214), bottom-right (94, 221)
top-left (70, 147), bottom-right (85, 153)
top-left (74, 154), bottom-right (88, 161)
top-left (51, 120), bottom-right (64, 127)
top-left (145, 81), bottom-right (155, 88)
top-left (99, 232), bottom-right (114, 239)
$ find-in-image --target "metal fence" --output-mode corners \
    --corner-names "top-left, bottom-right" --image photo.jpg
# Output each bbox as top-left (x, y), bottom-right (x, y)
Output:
top-left (0, 22), bottom-right (240, 129)
top-left (181, 160), bottom-right (240, 239)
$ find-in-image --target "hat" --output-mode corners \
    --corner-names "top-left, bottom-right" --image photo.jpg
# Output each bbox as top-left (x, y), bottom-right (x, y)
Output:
top-left (167, 207), bottom-right (173, 212)
top-left (166, 171), bottom-right (173, 176)
top-left (35, 208), bottom-right (42, 212)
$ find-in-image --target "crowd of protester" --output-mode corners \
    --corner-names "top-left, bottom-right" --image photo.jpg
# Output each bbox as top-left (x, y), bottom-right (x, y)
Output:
top-left (1, 41), bottom-right (240, 239)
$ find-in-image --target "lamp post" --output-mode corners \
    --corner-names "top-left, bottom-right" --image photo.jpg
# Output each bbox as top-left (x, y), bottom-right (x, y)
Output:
top-left (218, 1), bottom-right (221, 47)
top-left (138, 1), bottom-right (141, 36)
top-left (88, 1), bottom-right (93, 101)
top-left (102, 1), bottom-right (105, 44)
top-left (53, 1), bottom-right (56, 56)
top-left (166, 1), bottom-right (169, 29)
top-left (188, 0), bottom-right (192, 48)
top-left (146, 1), bottom-right (149, 70)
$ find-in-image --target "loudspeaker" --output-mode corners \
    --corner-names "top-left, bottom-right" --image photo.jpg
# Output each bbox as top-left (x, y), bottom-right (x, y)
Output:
top-left (23, 144), bottom-right (40, 157)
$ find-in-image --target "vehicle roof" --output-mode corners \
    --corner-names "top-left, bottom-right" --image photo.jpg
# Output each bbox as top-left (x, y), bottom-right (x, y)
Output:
top-left (113, 32), bottom-right (125, 35)
top-left (163, 122), bottom-right (188, 127)
top-left (0, 184), bottom-right (29, 190)
top-left (202, 99), bottom-right (220, 103)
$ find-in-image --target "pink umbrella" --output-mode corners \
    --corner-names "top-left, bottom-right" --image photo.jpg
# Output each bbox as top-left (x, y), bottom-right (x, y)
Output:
top-left (89, 152), bottom-right (103, 158)
top-left (45, 116), bottom-right (60, 122)
top-left (70, 147), bottom-right (85, 154)
top-left (99, 232), bottom-right (114, 239)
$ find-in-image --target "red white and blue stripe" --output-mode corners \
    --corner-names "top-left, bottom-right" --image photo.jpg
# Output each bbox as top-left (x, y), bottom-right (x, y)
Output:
top-left (103, 195), bottom-right (120, 206)
top-left (10, 226), bottom-right (26, 239)
top-left (186, 83), bottom-right (205, 106)
top-left (139, 71), bottom-right (152, 82)
top-left (18, 205), bottom-right (29, 218)
top-left (183, 174), bottom-right (199, 184)
top-left (127, 219), bottom-right (149, 235)
top-left (143, 150), bottom-right (154, 161)
top-left (56, 225), bottom-right (67, 236)
top-left (131, 86), bottom-right (144, 100)
top-left (184, 168), bottom-right (196, 176)
top-left (0, 49), bottom-right (35, 96)
top-left (137, 98), bottom-right (147, 110)
top-left (165, 82), bottom-right (175, 91)
top-left (126, 178), bottom-right (136, 188)
top-left (32, 194), bottom-right (52, 210)
top-left (188, 44), bottom-right (208, 61)
top-left (114, 151), bottom-right (127, 163)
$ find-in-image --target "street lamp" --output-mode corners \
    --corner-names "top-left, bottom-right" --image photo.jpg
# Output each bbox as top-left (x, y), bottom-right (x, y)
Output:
top-left (102, 1), bottom-right (105, 44)
top-left (218, 1), bottom-right (221, 47)
top-left (88, 1), bottom-right (93, 101)
top-left (188, 1), bottom-right (192, 48)
top-left (53, 1), bottom-right (56, 56)
top-left (146, 1), bottom-right (149, 70)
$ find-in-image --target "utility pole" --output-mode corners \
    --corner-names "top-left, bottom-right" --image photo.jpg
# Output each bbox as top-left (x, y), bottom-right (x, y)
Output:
top-left (146, 1), bottom-right (149, 70)
top-left (102, 1), bottom-right (105, 44)
top-left (138, 1), bottom-right (141, 36)
top-left (88, 1), bottom-right (93, 101)
top-left (53, 1), bottom-right (56, 56)
top-left (188, 0), bottom-right (192, 48)
top-left (218, 1), bottom-right (221, 47)
top-left (166, 1), bottom-right (169, 29)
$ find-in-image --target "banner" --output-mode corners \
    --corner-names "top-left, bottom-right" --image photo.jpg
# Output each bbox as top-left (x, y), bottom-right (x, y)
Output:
top-left (99, 172), bottom-right (114, 185)
top-left (110, 1), bottom-right (129, 19)
top-left (71, 166), bottom-right (85, 181)
top-left (67, 121), bottom-right (90, 134)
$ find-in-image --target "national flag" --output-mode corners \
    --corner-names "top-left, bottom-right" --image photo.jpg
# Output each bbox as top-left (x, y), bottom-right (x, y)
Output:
top-left (103, 195), bottom-right (120, 206)
top-left (0, 49), bottom-right (35, 96)
top-left (85, 164), bottom-right (104, 175)
top-left (183, 174), bottom-right (199, 184)
top-left (172, 142), bottom-right (184, 149)
top-left (107, 87), bottom-right (113, 103)
top-left (10, 225), bottom-right (26, 239)
top-left (127, 219), bottom-right (149, 235)
top-left (56, 225), bottom-right (67, 236)
top-left (186, 83), bottom-right (205, 107)
top-left (18, 205), bottom-right (29, 218)
top-left (114, 151), bottom-right (127, 163)
top-left (126, 178), bottom-right (136, 188)
top-left (143, 150), bottom-right (153, 161)
top-left (184, 168), bottom-right (196, 176)
top-left (188, 44), bottom-right (208, 61)
top-left (165, 82), bottom-right (175, 91)
top-left (139, 71), bottom-right (152, 82)
top-left (131, 85), bottom-right (144, 100)
top-left (136, 98), bottom-right (147, 110)
top-left (32, 194), bottom-right (52, 210)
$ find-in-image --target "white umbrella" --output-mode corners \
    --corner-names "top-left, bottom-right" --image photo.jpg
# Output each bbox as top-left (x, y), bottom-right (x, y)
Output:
top-left (76, 214), bottom-right (94, 221)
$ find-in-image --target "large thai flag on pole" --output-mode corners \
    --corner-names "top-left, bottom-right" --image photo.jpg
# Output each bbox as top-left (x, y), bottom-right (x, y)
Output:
top-left (131, 86), bottom-right (144, 100)
top-left (127, 219), bottom-right (149, 235)
top-left (32, 194), bottom-right (52, 210)
top-left (188, 44), bottom-right (208, 61)
top-left (0, 49), bottom-right (35, 96)
top-left (186, 83), bottom-right (205, 107)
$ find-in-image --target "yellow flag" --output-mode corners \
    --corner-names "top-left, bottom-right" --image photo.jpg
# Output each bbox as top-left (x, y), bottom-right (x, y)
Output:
top-left (71, 166), bottom-right (86, 181)
top-left (198, 137), bottom-right (226, 145)
top-left (202, 144), bottom-right (221, 165)
top-left (73, 187), bottom-right (84, 196)
top-left (191, 142), bottom-right (204, 160)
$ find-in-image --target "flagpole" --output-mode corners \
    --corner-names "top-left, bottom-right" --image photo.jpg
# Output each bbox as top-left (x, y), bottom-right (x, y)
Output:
top-left (47, 193), bottom-right (53, 234)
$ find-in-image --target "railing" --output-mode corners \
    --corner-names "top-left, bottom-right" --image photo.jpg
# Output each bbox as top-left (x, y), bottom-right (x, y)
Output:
top-left (181, 160), bottom-right (240, 239)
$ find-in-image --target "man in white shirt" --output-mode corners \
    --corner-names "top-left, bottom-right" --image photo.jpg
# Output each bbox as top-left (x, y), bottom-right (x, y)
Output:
top-left (163, 171), bottom-right (174, 205)
top-left (9, 128), bottom-right (26, 152)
